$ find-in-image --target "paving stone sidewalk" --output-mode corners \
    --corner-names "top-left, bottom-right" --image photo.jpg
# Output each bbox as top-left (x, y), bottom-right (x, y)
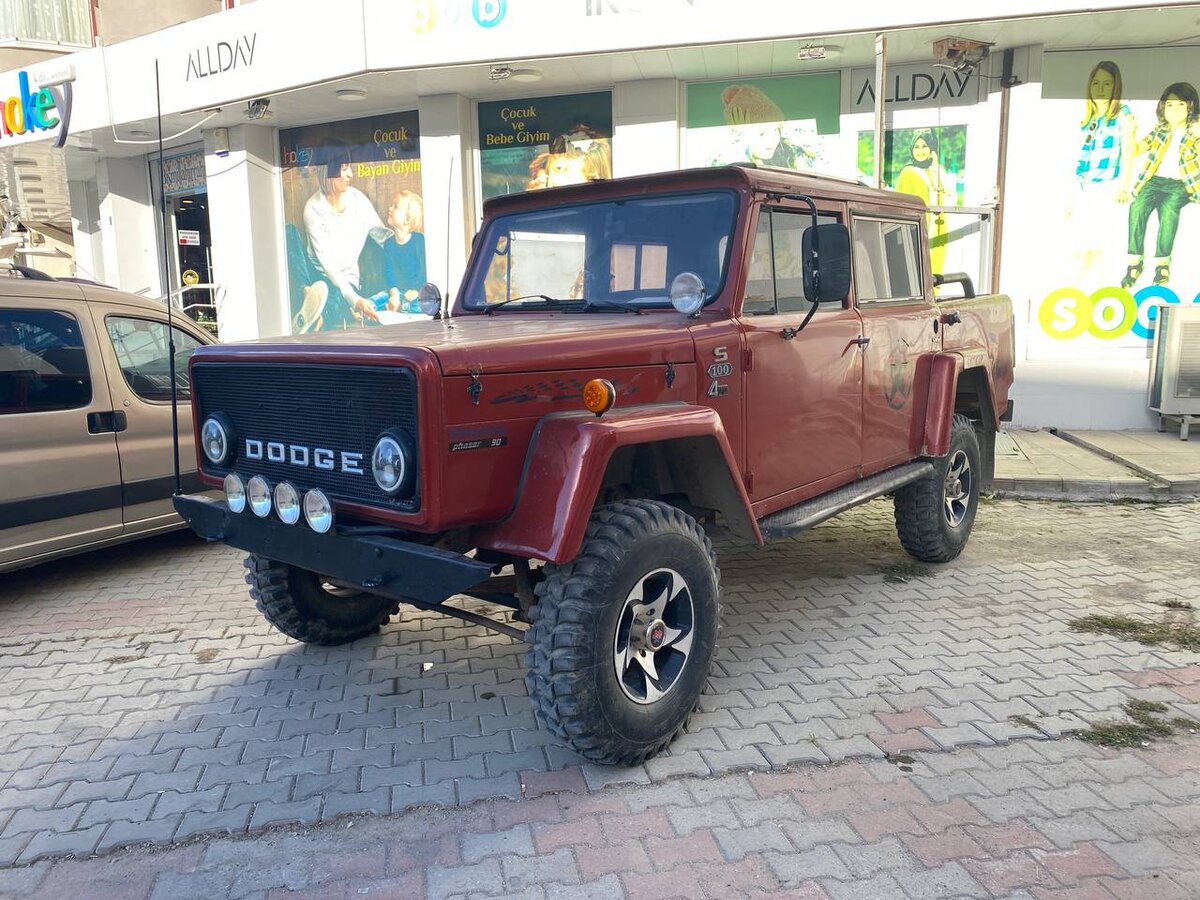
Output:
top-left (1, 498), bottom-right (1198, 868)
top-left (2, 733), bottom-right (1198, 899)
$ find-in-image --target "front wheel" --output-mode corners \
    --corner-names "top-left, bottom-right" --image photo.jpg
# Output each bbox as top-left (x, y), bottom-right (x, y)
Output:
top-left (893, 414), bottom-right (982, 563)
top-left (524, 500), bottom-right (720, 766)
top-left (245, 555), bottom-right (400, 645)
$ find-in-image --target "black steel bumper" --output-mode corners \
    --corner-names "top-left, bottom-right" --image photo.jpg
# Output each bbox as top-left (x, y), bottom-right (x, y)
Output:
top-left (173, 494), bottom-right (493, 606)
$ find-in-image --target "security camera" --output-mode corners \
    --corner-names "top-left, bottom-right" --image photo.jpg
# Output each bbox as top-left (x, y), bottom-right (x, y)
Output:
top-left (245, 98), bottom-right (273, 121)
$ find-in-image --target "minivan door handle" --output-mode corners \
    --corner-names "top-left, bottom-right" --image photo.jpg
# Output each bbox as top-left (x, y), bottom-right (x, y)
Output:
top-left (87, 411), bottom-right (128, 434)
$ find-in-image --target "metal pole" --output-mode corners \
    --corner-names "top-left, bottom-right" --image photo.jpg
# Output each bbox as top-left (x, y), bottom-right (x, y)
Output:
top-left (156, 59), bottom-right (182, 496)
top-left (991, 49), bottom-right (1016, 295)
top-left (873, 33), bottom-right (887, 189)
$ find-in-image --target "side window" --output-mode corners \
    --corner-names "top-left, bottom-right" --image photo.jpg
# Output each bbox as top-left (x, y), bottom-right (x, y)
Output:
top-left (853, 218), bottom-right (923, 302)
top-left (742, 209), bottom-right (839, 316)
top-left (0, 308), bottom-right (92, 415)
top-left (105, 317), bottom-right (202, 402)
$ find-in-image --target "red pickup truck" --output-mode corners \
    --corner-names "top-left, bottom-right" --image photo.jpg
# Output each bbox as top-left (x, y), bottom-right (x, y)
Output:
top-left (176, 165), bottom-right (1014, 765)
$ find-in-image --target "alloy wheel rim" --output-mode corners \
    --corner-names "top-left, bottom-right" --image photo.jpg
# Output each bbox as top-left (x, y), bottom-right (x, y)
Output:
top-left (613, 567), bottom-right (695, 705)
top-left (943, 450), bottom-right (973, 528)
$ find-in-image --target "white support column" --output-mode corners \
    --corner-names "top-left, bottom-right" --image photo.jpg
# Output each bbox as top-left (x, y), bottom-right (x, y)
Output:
top-left (613, 79), bottom-right (679, 177)
top-left (93, 156), bottom-right (161, 296)
top-left (417, 94), bottom-right (476, 306)
top-left (204, 124), bottom-right (287, 341)
top-left (68, 178), bottom-right (104, 284)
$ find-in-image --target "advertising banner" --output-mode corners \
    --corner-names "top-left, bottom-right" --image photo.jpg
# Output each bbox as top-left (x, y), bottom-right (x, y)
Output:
top-left (1023, 49), bottom-right (1200, 356)
top-left (477, 91), bottom-right (613, 202)
top-left (857, 125), bottom-right (968, 275)
top-left (685, 72), bottom-right (841, 172)
top-left (279, 112), bottom-right (425, 334)
top-left (162, 149), bottom-right (206, 197)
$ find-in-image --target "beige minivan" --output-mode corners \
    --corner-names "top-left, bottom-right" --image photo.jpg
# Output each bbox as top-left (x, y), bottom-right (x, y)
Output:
top-left (1, 273), bottom-right (215, 574)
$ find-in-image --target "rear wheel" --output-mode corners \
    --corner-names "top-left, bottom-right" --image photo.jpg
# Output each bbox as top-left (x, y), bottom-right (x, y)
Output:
top-left (893, 414), bottom-right (981, 563)
top-left (245, 555), bottom-right (399, 645)
top-left (524, 500), bottom-right (720, 766)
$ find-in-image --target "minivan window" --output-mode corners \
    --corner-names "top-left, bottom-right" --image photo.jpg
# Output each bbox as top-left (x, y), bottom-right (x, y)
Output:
top-left (0, 308), bottom-right (92, 415)
top-left (106, 316), bottom-right (202, 402)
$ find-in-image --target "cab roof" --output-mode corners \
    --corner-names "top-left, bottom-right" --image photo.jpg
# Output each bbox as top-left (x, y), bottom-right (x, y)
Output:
top-left (481, 164), bottom-right (927, 218)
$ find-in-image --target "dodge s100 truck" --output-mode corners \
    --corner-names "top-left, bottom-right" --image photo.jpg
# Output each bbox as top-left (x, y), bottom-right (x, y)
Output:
top-left (175, 165), bottom-right (1014, 765)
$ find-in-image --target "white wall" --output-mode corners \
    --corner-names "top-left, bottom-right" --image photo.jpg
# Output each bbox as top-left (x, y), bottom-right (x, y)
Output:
top-left (418, 94), bottom-right (476, 304)
top-left (94, 156), bottom-right (161, 297)
top-left (613, 79), bottom-right (679, 177)
top-left (204, 124), bottom-right (288, 340)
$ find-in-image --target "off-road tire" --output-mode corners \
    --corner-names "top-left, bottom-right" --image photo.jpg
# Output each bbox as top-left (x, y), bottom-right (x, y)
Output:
top-left (524, 500), bottom-right (720, 766)
top-left (245, 555), bottom-right (400, 646)
top-left (893, 414), bottom-right (982, 563)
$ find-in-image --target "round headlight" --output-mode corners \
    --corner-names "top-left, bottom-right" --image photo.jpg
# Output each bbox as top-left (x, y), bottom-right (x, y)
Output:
top-left (371, 433), bottom-right (411, 495)
top-left (247, 476), bottom-right (272, 518)
top-left (303, 489), bottom-right (334, 534)
top-left (224, 473), bottom-right (246, 514)
top-left (669, 271), bottom-right (707, 317)
top-left (274, 482), bottom-right (300, 525)
top-left (201, 415), bottom-right (232, 465)
top-left (417, 282), bottom-right (442, 317)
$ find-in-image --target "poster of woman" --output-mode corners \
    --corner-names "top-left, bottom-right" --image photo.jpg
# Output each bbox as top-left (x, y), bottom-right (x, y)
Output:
top-left (279, 112), bottom-right (425, 334)
top-left (857, 125), bottom-right (967, 275)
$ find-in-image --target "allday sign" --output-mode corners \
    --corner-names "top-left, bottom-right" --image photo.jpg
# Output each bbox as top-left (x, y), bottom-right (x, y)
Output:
top-left (850, 63), bottom-right (982, 113)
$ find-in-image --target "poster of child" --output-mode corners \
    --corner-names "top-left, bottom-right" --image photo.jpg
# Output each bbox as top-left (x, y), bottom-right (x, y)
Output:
top-left (381, 190), bottom-right (428, 314)
top-left (685, 73), bottom-right (841, 173)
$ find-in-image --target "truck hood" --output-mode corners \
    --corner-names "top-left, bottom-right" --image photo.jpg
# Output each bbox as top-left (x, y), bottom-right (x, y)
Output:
top-left (230, 313), bottom-right (697, 375)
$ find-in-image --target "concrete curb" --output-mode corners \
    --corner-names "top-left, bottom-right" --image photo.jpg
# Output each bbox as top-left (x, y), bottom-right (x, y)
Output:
top-left (989, 475), bottom-right (1171, 503)
top-left (1053, 430), bottom-right (1200, 498)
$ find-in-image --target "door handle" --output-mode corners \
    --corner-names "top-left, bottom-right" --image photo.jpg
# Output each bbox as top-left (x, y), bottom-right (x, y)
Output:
top-left (852, 336), bottom-right (871, 347)
top-left (87, 411), bottom-right (128, 434)
top-left (941, 311), bottom-right (962, 326)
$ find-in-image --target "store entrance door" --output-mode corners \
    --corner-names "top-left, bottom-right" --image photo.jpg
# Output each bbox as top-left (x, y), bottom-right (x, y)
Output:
top-left (173, 192), bottom-right (214, 329)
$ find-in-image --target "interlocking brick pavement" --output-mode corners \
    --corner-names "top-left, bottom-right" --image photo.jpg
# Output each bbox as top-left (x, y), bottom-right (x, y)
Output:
top-left (0, 498), bottom-right (1198, 869)
top-left (0, 734), bottom-right (1196, 899)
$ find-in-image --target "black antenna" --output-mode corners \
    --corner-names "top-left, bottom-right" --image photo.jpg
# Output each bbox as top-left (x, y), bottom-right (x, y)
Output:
top-left (156, 59), bottom-right (182, 496)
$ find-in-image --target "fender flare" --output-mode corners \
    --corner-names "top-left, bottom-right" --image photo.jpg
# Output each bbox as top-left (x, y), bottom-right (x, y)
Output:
top-left (921, 351), bottom-right (1001, 457)
top-left (475, 404), bottom-right (761, 563)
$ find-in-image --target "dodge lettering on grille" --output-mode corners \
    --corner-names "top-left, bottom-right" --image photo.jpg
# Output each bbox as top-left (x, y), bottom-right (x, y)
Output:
top-left (244, 439), bottom-right (365, 475)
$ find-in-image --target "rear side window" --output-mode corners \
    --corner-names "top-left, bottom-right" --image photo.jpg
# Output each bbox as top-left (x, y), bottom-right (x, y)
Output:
top-left (853, 218), bottom-right (923, 302)
top-left (0, 308), bottom-right (92, 415)
top-left (105, 316), bottom-right (202, 402)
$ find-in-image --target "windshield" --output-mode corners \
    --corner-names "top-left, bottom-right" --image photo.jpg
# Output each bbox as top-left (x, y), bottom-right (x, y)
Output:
top-left (462, 190), bottom-right (738, 310)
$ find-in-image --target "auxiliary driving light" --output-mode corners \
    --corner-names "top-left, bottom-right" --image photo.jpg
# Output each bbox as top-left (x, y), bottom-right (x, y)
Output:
top-left (224, 473), bottom-right (246, 514)
top-left (583, 378), bottom-right (616, 417)
top-left (274, 482), bottom-right (301, 525)
top-left (303, 489), bottom-right (334, 534)
top-left (201, 415), bottom-right (232, 465)
top-left (247, 475), bottom-right (272, 518)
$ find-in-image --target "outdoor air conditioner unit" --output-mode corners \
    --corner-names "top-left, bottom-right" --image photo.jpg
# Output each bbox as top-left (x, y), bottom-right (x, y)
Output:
top-left (1148, 304), bottom-right (1200, 439)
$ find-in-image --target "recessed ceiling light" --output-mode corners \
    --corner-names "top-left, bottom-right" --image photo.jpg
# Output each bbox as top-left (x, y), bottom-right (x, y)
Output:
top-left (489, 65), bottom-right (542, 83)
top-left (796, 43), bottom-right (842, 61)
top-left (129, 129), bottom-right (152, 138)
top-left (336, 89), bottom-right (367, 101)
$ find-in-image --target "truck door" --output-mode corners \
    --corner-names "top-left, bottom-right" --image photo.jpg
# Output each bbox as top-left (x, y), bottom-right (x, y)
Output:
top-left (88, 305), bottom-right (206, 530)
top-left (0, 297), bottom-right (123, 569)
top-left (741, 201), bottom-right (863, 504)
top-left (851, 213), bottom-right (940, 473)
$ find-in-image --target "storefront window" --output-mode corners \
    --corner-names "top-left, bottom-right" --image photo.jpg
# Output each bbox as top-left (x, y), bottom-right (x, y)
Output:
top-left (477, 91), bottom-right (613, 202)
top-left (279, 112), bottom-right (425, 334)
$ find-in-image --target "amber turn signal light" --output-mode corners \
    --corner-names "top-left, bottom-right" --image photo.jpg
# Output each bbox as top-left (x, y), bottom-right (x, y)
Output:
top-left (583, 378), bottom-right (616, 417)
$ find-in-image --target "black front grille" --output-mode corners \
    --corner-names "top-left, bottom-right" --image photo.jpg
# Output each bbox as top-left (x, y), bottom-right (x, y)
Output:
top-left (193, 363), bottom-right (419, 513)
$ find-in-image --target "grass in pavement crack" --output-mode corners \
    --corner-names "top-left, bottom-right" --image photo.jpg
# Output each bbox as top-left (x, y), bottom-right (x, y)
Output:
top-left (1079, 700), bottom-right (1199, 749)
top-left (1069, 613), bottom-right (1200, 651)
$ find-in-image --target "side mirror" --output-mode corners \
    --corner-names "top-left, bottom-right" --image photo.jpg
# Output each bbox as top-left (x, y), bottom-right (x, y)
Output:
top-left (417, 282), bottom-right (443, 317)
top-left (802, 223), bottom-right (851, 304)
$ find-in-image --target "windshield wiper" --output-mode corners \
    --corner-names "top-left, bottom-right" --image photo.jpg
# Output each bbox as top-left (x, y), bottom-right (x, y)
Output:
top-left (483, 294), bottom-right (569, 314)
top-left (578, 299), bottom-right (643, 315)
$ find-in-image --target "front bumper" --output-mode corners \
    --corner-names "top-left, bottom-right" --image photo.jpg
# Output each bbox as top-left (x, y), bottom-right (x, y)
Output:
top-left (174, 494), bottom-right (492, 606)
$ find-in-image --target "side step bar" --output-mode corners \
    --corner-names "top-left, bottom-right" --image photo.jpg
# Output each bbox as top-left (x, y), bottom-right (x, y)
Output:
top-left (758, 461), bottom-right (935, 541)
